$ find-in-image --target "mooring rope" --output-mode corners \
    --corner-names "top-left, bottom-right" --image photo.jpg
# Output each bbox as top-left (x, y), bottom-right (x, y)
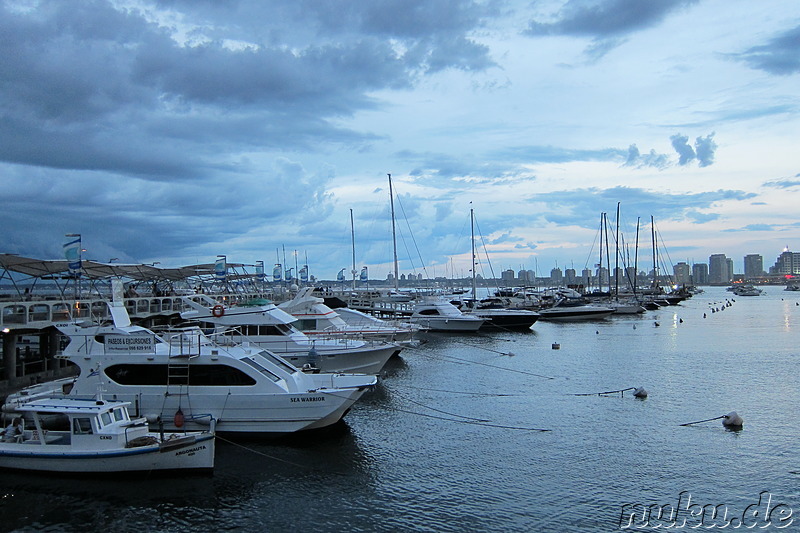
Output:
top-left (572, 387), bottom-right (636, 397)
top-left (407, 345), bottom-right (556, 380)
top-left (679, 415), bottom-right (726, 426)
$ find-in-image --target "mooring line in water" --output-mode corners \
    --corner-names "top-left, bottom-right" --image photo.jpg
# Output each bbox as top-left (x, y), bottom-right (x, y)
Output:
top-left (385, 386), bottom-right (492, 422)
top-left (679, 415), bottom-right (725, 426)
top-left (572, 387), bottom-right (636, 397)
top-left (215, 434), bottom-right (311, 468)
top-left (407, 345), bottom-right (556, 380)
top-left (371, 403), bottom-right (550, 432)
top-left (399, 384), bottom-right (519, 397)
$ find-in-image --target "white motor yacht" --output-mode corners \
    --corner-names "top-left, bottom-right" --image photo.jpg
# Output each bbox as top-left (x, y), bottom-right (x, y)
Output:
top-left (3, 304), bottom-right (376, 435)
top-left (278, 287), bottom-right (420, 345)
top-left (409, 299), bottom-right (485, 332)
top-left (180, 296), bottom-right (399, 374)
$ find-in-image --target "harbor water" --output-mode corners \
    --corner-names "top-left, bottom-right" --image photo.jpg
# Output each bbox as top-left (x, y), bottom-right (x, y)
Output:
top-left (1, 287), bottom-right (798, 532)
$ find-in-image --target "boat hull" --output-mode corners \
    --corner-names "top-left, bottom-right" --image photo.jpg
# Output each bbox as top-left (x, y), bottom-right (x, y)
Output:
top-left (0, 434), bottom-right (214, 473)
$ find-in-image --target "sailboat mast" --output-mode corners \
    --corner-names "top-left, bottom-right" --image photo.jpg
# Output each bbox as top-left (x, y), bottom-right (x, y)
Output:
top-left (598, 213), bottom-right (604, 293)
top-left (471, 207), bottom-right (477, 299)
top-left (388, 173), bottom-right (399, 291)
top-left (350, 208), bottom-right (356, 291)
top-left (633, 217), bottom-right (640, 295)
top-left (651, 215), bottom-right (658, 289)
top-left (614, 202), bottom-right (620, 298)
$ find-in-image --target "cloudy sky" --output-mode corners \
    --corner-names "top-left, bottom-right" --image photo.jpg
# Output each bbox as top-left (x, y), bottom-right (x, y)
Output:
top-left (2, 0), bottom-right (798, 281)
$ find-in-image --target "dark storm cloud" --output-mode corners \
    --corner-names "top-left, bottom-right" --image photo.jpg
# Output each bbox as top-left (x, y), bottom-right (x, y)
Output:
top-left (0, 0), bottom-right (494, 178)
top-left (523, 0), bottom-right (698, 58)
top-left (733, 24), bottom-right (800, 75)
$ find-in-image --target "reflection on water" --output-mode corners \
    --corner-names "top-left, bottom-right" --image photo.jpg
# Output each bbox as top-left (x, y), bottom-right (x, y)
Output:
top-left (2, 288), bottom-right (798, 532)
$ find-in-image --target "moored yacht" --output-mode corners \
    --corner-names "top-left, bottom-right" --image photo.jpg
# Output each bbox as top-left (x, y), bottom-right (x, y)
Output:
top-left (180, 296), bottom-right (400, 374)
top-left (3, 303), bottom-right (376, 435)
top-left (277, 287), bottom-right (420, 345)
top-left (409, 299), bottom-right (485, 332)
top-left (0, 396), bottom-right (215, 473)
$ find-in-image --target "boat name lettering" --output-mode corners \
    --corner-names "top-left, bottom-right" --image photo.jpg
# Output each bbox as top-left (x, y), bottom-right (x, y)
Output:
top-left (290, 396), bottom-right (326, 403)
top-left (175, 445), bottom-right (206, 456)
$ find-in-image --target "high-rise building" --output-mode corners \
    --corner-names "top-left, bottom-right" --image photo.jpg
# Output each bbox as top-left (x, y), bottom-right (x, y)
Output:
top-left (565, 268), bottom-right (577, 285)
top-left (550, 267), bottom-right (563, 285)
top-left (692, 263), bottom-right (709, 285)
top-left (581, 268), bottom-right (592, 287)
top-left (624, 266), bottom-right (637, 290)
top-left (709, 254), bottom-right (731, 285)
top-left (743, 254), bottom-right (764, 279)
top-left (769, 247), bottom-right (800, 276)
top-left (501, 269), bottom-right (515, 282)
top-left (673, 262), bottom-right (691, 285)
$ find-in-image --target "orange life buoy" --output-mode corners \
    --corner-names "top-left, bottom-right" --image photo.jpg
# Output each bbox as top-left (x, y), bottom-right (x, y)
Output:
top-left (212, 304), bottom-right (225, 317)
top-left (174, 408), bottom-right (185, 428)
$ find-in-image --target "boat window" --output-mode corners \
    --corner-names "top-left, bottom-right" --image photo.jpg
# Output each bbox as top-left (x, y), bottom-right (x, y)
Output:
top-left (297, 320), bottom-right (316, 331)
top-left (112, 408), bottom-right (126, 422)
top-left (241, 357), bottom-right (282, 382)
top-left (104, 363), bottom-right (257, 386)
top-left (100, 412), bottom-right (112, 426)
top-left (418, 309), bottom-right (441, 316)
top-left (261, 353), bottom-right (297, 374)
top-left (73, 418), bottom-right (93, 434)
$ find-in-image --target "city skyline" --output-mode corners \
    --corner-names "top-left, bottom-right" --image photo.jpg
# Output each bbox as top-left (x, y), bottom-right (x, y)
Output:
top-left (1, 1), bottom-right (799, 279)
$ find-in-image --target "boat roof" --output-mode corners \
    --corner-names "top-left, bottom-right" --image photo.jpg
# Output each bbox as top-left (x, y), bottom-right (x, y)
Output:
top-left (14, 397), bottom-right (130, 414)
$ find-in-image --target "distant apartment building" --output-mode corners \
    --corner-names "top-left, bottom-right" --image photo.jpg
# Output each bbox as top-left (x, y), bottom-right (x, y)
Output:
top-left (565, 268), bottom-right (577, 285)
top-left (692, 263), bottom-right (709, 285)
top-left (501, 269), bottom-right (515, 283)
top-left (550, 267), bottom-right (563, 286)
top-left (769, 248), bottom-right (800, 276)
top-left (708, 254), bottom-right (731, 285)
top-left (597, 266), bottom-right (609, 287)
top-left (581, 268), bottom-right (592, 287)
top-left (673, 262), bottom-right (691, 286)
top-left (743, 254), bottom-right (764, 279)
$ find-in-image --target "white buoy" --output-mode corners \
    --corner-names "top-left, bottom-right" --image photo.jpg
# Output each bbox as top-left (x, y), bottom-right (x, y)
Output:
top-left (722, 411), bottom-right (743, 429)
top-left (633, 387), bottom-right (648, 399)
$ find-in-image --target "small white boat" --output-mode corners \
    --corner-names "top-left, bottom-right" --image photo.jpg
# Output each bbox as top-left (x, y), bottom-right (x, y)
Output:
top-left (732, 285), bottom-right (762, 296)
top-left (409, 299), bottom-right (485, 332)
top-left (0, 397), bottom-right (214, 474)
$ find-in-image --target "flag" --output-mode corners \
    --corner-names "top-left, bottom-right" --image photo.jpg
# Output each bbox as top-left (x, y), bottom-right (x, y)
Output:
top-left (63, 235), bottom-right (82, 278)
top-left (360, 266), bottom-right (368, 281)
top-left (285, 267), bottom-right (293, 281)
top-left (337, 268), bottom-right (345, 281)
top-left (273, 264), bottom-right (282, 281)
top-left (299, 265), bottom-right (308, 282)
top-left (256, 261), bottom-right (265, 281)
top-left (214, 256), bottom-right (227, 282)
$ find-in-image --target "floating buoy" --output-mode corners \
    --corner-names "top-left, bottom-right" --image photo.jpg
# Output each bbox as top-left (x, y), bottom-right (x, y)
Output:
top-left (722, 411), bottom-right (743, 429)
top-left (552, 343), bottom-right (560, 350)
top-left (633, 387), bottom-right (648, 399)
top-left (679, 318), bottom-right (683, 323)
top-left (173, 408), bottom-right (185, 428)
top-left (633, 324), bottom-right (637, 329)
top-left (703, 313), bottom-right (707, 318)
top-left (654, 321), bottom-right (660, 327)
top-left (596, 330), bottom-right (599, 334)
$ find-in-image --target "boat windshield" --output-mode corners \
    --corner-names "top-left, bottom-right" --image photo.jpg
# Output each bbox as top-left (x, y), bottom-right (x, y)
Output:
top-left (261, 353), bottom-right (298, 375)
top-left (241, 357), bottom-right (281, 382)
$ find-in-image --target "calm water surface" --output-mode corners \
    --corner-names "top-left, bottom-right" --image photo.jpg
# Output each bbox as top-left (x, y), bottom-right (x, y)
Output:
top-left (2, 287), bottom-right (798, 532)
